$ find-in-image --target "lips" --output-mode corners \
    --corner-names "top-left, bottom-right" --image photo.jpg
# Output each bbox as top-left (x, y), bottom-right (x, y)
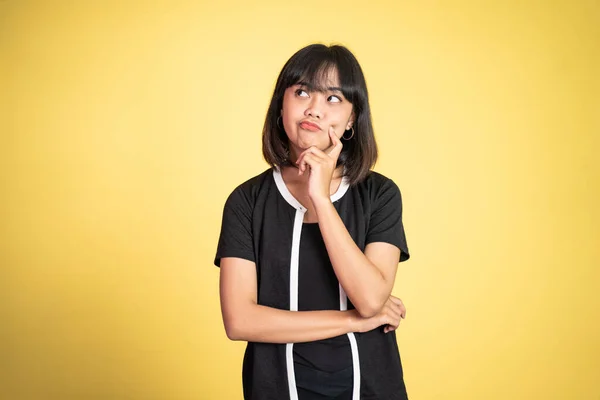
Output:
top-left (299, 121), bottom-right (321, 132)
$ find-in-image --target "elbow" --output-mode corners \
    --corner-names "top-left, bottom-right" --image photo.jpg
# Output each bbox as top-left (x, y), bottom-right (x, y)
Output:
top-left (224, 324), bottom-right (238, 341)
top-left (222, 302), bottom-right (256, 341)
top-left (354, 299), bottom-right (385, 319)
top-left (223, 318), bottom-right (247, 341)
top-left (355, 307), bottom-right (378, 319)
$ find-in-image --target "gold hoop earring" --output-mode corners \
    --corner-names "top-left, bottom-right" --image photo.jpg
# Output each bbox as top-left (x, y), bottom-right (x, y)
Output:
top-left (277, 116), bottom-right (283, 130)
top-left (342, 127), bottom-right (355, 140)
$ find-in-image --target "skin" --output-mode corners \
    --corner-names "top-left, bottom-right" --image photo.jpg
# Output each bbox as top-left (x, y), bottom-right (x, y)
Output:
top-left (220, 68), bottom-right (407, 343)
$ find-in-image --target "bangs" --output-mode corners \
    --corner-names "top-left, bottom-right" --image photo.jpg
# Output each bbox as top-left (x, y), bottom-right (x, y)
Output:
top-left (277, 46), bottom-right (361, 104)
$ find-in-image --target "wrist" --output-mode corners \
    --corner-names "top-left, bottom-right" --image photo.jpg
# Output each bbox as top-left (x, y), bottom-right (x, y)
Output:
top-left (346, 309), bottom-right (363, 333)
top-left (311, 195), bottom-right (333, 210)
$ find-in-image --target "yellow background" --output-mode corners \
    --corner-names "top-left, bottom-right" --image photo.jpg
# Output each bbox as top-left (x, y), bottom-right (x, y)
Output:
top-left (1, 1), bottom-right (598, 399)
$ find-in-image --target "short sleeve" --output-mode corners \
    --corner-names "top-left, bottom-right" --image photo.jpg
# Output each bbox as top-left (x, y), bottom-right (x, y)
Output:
top-left (214, 187), bottom-right (255, 267)
top-left (365, 179), bottom-right (410, 262)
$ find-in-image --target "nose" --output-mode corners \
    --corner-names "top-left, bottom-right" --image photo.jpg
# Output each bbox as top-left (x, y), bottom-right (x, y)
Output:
top-left (305, 95), bottom-right (323, 119)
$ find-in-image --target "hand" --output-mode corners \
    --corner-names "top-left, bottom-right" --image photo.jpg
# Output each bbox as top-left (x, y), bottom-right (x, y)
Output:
top-left (295, 127), bottom-right (343, 202)
top-left (351, 296), bottom-right (406, 334)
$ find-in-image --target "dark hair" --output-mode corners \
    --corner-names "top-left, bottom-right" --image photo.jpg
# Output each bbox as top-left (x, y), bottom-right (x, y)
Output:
top-left (262, 44), bottom-right (377, 185)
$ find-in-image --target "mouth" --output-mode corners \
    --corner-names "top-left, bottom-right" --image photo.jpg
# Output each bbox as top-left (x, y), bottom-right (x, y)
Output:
top-left (299, 120), bottom-right (322, 132)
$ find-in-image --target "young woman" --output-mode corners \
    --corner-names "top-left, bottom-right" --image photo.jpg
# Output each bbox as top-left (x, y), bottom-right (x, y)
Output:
top-left (215, 44), bottom-right (411, 400)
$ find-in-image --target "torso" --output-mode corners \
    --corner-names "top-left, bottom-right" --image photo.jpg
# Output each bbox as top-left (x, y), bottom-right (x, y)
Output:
top-left (215, 168), bottom-right (410, 399)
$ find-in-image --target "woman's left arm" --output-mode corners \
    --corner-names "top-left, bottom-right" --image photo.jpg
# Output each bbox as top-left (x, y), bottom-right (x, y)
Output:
top-left (313, 198), bottom-right (400, 318)
top-left (297, 128), bottom-right (402, 318)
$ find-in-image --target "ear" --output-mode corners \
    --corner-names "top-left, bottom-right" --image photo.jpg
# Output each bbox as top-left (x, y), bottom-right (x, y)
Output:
top-left (346, 113), bottom-right (355, 130)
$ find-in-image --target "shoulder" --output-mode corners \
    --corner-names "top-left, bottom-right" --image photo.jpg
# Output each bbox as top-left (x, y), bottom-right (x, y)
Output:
top-left (224, 168), bottom-right (274, 207)
top-left (354, 170), bottom-right (402, 201)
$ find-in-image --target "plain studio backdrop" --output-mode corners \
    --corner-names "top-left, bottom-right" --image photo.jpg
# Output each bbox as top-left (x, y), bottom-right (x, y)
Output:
top-left (1, 1), bottom-right (598, 399)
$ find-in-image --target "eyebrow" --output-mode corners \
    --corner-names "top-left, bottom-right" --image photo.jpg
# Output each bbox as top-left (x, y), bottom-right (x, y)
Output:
top-left (296, 81), bottom-right (343, 93)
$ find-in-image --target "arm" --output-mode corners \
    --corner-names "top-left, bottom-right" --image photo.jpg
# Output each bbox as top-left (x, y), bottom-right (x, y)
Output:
top-left (296, 130), bottom-right (404, 318)
top-left (313, 198), bottom-right (400, 318)
top-left (220, 256), bottom-right (361, 343)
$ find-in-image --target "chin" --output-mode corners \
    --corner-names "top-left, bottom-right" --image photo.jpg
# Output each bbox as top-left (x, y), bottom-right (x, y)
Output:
top-left (296, 135), bottom-right (326, 150)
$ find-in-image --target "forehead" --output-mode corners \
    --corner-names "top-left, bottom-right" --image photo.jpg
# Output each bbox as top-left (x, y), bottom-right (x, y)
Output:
top-left (296, 65), bottom-right (341, 91)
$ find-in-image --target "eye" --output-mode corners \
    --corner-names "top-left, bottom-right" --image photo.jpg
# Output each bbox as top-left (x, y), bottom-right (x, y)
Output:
top-left (295, 88), bottom-right (309, 97)
top-left (328, 95), bottom-right (342, 103)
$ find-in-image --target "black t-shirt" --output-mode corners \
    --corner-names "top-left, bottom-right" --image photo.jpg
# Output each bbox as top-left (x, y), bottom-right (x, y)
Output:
top-left (294, 222), bottom-right (353, 397)
top-left (294, 222), bottom-right (352, 372)
top-left (215, 168), bottom-right (410, 400)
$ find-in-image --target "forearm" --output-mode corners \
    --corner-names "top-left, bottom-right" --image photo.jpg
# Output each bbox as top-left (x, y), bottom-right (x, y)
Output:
top-left (314, 198), bottom-right (390, 317)
top-left (225, 304), bottom-right (357, 343)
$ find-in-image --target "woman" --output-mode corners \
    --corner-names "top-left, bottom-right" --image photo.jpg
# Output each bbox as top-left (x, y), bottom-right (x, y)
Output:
top-left (215, 43), bottom-right (411, 400)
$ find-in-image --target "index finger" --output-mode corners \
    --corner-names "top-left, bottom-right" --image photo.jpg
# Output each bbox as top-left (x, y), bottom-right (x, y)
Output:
top-left (389, 296), bottom-right (403, 306)
top-left (326, 126), bottom-right (343, 158)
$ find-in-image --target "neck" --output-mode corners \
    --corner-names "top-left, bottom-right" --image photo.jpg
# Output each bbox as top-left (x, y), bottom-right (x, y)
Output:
top-left (281, 164), bottom-right (344, 182)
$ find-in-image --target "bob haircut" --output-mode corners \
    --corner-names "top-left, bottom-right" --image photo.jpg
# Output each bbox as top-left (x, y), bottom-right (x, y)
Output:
top-left (262, 44), bottom-right (378, 186)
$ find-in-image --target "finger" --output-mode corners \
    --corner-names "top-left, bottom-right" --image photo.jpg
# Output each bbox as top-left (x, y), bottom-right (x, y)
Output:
top-left (390, 303), bottom-right (403, 319)
top-left (299, 158), bottom-right (310, 175)
top-left (298, 146), bottom-right (327, 159)
top-left (387, 307), bottom-right (402, 323)
top-left (395, 299), bottom-right (406, 318)
top-left (296, 155), bottom-right (304, 175)
top-left (305, 146), bottom-right (328, 161)
top-left (298, 149), bottom-right (320, 174)
top-left (384, 316), bottom-right (399, 330)
top-left (295, 148), bottom-right (310, 166)
top-left (297, 155), bottom-right (305, 175)
top-left (392, 303), bottom-right (405, 319)
top-left (295, 146), bottom-right (317, 163)
top-left (327, 127), bottom-right (343, 159)
top-left (324, 126), bottom-right (337, 153)
top-left (388, 296), bottom-right (402, 306)
top-left (388, 297), bottom-right (406, 318)
top-left (301, 153), bottom-right (322, 171)
top-left (297, 156), bottom-right (307, 175)
top-left (386, 299), bottom-right (403, 314)
top-left (296, 148), bottom-right (326, 172)
top-left (384, 304), bottom-right (402, 323)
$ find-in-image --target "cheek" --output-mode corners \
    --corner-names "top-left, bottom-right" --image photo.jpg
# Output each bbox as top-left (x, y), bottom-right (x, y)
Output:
top-left (282, 98), bottom-right (302, 118)
top-left (340, 106), bottom-right (354, 123)
top-left (281, 114), bottom-right (296, 135)
top-left (330, 105), bottom-right (353, 123)
top-left (281, 99), bottom-right (304, 134)
top-left (330, 117), bottom-right (351, 133)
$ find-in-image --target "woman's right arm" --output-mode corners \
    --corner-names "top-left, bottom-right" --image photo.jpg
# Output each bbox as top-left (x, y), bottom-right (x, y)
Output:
top-left (219, 257), bottom-right (405, 343)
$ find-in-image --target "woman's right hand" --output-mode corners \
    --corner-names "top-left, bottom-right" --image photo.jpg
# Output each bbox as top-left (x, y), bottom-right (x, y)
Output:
top-left (351, 296), bottom-right (406, 334)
